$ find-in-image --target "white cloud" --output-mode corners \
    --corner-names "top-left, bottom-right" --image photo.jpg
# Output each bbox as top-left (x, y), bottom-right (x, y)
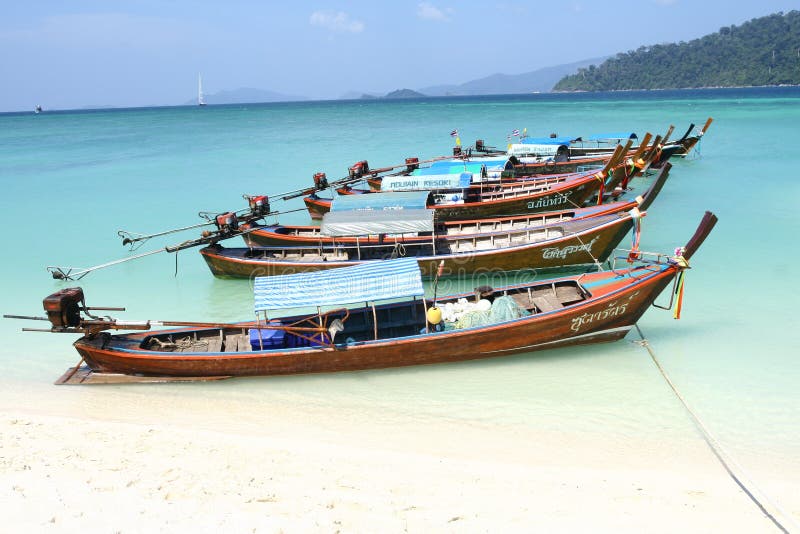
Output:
top-left (309, 11), bottom-right (365, 33)
top-left (417, 3), bottom-right (453, 22)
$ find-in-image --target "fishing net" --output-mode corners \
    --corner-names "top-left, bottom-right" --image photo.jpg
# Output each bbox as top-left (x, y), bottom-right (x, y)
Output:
top-left (449, 295), bottom-right (530, 329)
top-left (489, 295), bottom-right (531, 322)
top-left (454, 310), bottom-right (493, 329)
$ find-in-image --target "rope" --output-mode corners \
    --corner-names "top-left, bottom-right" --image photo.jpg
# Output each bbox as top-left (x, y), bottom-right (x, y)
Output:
top-left (690, 137), bottom-right (703, 160)
top-left (633, 324), bottom-right (795, 533)
top-left (570, 231), bottom-right (605, 272)
top-left (148, 336), bottom-right (209, 351)
top-left (627, 216), bottom-right (643, 264)
top-left (685, 135), bottom-right (704, 161)
top-left (390, 242), bottom-right (407, 258)
top-left (570, 208), bottom-right (642, 274)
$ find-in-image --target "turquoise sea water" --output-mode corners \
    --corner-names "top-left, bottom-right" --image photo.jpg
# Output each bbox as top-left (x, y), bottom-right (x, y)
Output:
top-left (1, 88), bottom-right (799, 514)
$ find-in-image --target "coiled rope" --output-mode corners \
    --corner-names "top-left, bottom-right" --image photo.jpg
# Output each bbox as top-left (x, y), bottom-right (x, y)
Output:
top-left (633, 324), bottom-right (795, 533)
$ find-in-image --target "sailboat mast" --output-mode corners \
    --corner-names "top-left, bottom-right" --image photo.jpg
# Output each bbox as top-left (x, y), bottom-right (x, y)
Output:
top-left (198, 73), bottom-right (206, 106)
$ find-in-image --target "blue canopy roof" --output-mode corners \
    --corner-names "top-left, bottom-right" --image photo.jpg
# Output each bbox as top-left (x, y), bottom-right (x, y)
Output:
top-left (426, 158), bottom-right (508, 169)
top-left (586, 132), bottom-right (638, 141)
top-left (415, 163), bottom-right (484, 176)
top-left (254, 258), bottom-right (424, 311)
top-left (520, 136), bottom-right (574, 145)
top-left (330, 191), bottom-right (430, 212)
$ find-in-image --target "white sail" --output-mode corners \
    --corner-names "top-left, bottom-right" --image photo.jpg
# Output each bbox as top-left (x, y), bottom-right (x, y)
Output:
top-left (198, 74), bottom-right (206, 106)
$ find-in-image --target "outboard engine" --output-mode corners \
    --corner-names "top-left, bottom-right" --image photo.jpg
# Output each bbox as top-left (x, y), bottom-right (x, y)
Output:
top-left (313, 172), bottom-right (329, 190)
top-left (215, 212), bottom-right (239, 234)
top-left (405, 157), bottom-right (419, 173)
top-left (453, 146), bottom-right (462, 156)
top-left (247, 195), bottom-right (270, 217)
top-left (348, 160), bottom-right (369, 179)
top-left (475, 139), bottom-right (485, 152)
top-left (43, 287), bottom-right (85, 329)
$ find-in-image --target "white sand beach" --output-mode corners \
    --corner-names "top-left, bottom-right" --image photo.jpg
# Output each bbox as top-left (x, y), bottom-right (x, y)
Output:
top-left (2, 407), bottom-right (795, 533)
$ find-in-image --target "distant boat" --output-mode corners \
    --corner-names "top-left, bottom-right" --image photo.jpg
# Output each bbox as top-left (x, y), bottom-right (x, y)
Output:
top-left (34, 105), bottom-right (42, 114)
top-left (198, 74), bottom-right (207, 106)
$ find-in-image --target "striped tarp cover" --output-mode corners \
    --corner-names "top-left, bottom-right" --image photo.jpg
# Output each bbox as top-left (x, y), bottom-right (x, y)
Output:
top-left (254, 257), bottom-right (424, 311)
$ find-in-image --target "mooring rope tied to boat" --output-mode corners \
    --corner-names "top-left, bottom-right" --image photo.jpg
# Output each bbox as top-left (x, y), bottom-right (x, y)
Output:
top-left (571, 232), bottom-right (605, 272)
top-left (633, 324), bottom-right (795, 534)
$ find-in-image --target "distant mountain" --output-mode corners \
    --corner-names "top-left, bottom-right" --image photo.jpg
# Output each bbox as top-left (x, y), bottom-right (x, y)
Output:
top-left (555, 10), bottom-right (800, 91)
top-left (383, 89), bottom-right (426, 99)
top-left (339, 90), bottom-right (375, 100)
top-left (418, 57), bottom-right (608, 96)
top-left (184, 87), bottom-right (308, 105)
top-left (191, 55), bottom-right (608, 106)
top-left (351, 89), bottom-right (427, 99)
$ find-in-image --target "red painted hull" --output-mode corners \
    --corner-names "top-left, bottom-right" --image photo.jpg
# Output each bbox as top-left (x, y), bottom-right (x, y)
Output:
top-left (73, 263), bottom-right (677, 377)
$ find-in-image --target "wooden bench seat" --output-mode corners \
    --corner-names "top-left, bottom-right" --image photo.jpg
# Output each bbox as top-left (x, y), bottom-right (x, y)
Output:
top-left (531, 295), bottom-right (561, 312)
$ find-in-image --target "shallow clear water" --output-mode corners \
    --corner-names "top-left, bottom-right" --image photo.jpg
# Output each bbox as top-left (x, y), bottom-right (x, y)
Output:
top-left (1, 88), bottom-right (799, 508)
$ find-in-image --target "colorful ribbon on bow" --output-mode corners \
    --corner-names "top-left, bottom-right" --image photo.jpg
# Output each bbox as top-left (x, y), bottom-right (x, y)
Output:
top-left (672, 247), bottom-right (689, 320)
top-left (627, 214), bottom-right (643, 263)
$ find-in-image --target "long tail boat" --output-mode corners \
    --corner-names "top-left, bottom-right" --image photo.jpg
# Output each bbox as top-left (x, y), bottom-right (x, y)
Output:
top-left (200, 208), bottom-right (645, 279)
top-left (7, 212), bottom-right (717, 381)
top-left (303, 142), bottom-right (652, 221)
top-left (244, 163), bottom-right (671, 248)
top-left (357, 135), bottom-right (658, 199)
top-left (526, 119), bottom-right (711, 161)
top-left (365, 133), bottom-right (655, 192)
top-left (668, 118), bottom-right (713, 157)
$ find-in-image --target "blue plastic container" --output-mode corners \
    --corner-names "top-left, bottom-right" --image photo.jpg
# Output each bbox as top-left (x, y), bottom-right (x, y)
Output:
top-left (249, 324), bottom-right (285, 350)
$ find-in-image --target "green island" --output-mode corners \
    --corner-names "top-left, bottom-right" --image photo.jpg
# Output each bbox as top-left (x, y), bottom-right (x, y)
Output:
top-left (555, 10), bottom-right (800, 91)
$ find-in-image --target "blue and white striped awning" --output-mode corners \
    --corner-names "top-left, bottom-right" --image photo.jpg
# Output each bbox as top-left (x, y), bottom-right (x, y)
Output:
top-left (254, 257), bottom-right (424, 311)
top-left (321, 208), bottom-right (434, 236)
top-left (330, 191), bottom-right (430, 212)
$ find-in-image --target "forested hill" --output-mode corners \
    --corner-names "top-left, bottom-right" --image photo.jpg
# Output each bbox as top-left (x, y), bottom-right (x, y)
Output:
top-left (554, 11), bottom-right (800, 91)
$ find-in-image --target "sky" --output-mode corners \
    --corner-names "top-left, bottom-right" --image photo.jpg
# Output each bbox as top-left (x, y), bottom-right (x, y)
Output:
top-left (1, 0), bottom-right (798, 111)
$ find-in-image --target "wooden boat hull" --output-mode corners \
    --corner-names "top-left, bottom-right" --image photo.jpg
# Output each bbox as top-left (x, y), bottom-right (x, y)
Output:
top-left (201, 213), bottom-right (636, 279)
top-left (72, 264), bottom-right (676, 377)
top-left (570, 119), bottom-right (711, 162)
top-left (305, 174), bottom-right (603, 221)
top-left (25, 210), bottom-right (713, 381)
